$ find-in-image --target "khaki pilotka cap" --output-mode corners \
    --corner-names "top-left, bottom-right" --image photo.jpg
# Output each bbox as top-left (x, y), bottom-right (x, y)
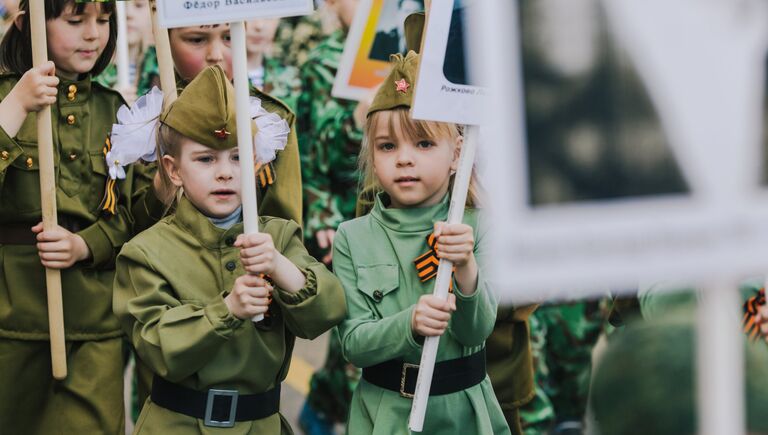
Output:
top-left (160, 64), bottom-right (254, 150)
top-left (366, 12), bottom-right (426, 117)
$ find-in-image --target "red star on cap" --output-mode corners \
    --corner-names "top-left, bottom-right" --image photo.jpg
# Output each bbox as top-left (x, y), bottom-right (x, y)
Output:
top-left (213, 128), bottom-right (231, 139)
top-left (395, 78), bottom-right (410, 94)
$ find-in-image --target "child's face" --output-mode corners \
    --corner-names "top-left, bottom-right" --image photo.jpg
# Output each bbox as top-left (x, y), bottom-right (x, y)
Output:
top-left (245, 18), bottom-right (279, 57)
top-left (46, 2), bottom-right (111, 80)
top-left (126, 0), bottom-right (151, 48)
top-left (162, 139), bottom-right (242, 219)
top-left (170, 25), bottom-right (233, 82)
top-left (372, 112), bottom-right (459, 209)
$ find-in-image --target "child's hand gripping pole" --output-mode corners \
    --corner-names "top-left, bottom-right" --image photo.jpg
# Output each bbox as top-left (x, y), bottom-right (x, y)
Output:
top-left (231, 21), bottom-right (264, 322)
top-left (29, 0), bottom-right (66, 380)
top-left (408, 125), bottom-right (479, 432)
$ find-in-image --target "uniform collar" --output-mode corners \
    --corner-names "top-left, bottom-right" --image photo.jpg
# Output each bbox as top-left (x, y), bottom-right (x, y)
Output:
top-left (174, 195), bottom-right (243, 249)
top-left (370, 191), bottom-right (449, 233)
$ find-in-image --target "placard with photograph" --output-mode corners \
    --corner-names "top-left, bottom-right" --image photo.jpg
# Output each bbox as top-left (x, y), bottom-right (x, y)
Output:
top-left (476, 0), bottom-right (768, 302)
top-left (411, 0), bottom-right (485, 124)
top-left (333, 0), bottom-right (425, 101)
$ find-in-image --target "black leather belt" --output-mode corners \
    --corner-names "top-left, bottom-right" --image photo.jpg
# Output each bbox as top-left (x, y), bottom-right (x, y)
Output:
top-left (0, 215), bottom-right (88, 245)
top-left (362, 349), bottom-right (486, 398)
top-left (151, 376), bottom-right (281, 428)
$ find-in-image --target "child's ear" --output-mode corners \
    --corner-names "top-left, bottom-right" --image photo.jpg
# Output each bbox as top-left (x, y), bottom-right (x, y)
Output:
top-left (14, 10), bottom-right (26, 32)
top-left (161, 155), bottom-right (184, 187)
top-left (450, 135), bottom-right (463, 173)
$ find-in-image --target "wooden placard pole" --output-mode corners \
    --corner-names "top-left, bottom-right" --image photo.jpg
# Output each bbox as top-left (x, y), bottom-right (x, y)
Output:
top-left (149, 0), bottom-right (178, 108)
top-left (408, 124), bottom-right (478, 431)
top-left (230, 21), bottom-right (264, 323)
top-left (29, 0), bottom-right (66, 380)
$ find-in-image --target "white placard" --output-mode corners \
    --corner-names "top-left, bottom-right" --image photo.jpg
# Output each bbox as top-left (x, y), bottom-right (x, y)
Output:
top-left (411, 0), bottom-right (484, 125)
top-left (475, 0), bottom-right (768, 302)
top-left (156, 0), bottom-right (313, 28)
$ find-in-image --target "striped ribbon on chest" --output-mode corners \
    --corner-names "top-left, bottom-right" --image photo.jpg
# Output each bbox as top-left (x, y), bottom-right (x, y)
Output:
top-left (413, 233), bottom-right (453, 291)
top-left (99, 136), bottom-right (118, 215)
top-left (743, 288), bottom-right (766, 341)
top-left (255, 161), bottom-right (276, 188)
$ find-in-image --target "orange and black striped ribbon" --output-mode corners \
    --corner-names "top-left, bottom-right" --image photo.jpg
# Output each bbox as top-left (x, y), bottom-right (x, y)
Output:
top-left (255, 161), bottom-right (276, 188)
top-left (743, 288), bottom-right (766, 341)
top-left (413, 233), bottom-right (454, 291)
top-left (99, 136), bottom-right (118, 215)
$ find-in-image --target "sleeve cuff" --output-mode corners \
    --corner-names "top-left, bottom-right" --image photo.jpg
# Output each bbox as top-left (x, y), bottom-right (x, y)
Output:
top-left (274, 266), bottom-right (318, 306)
top-left (0, 127), bottom-right (24, 173)
top-left (77, 221), bottom-right (114, 268)
top-left (402, 305), bottom-right (423, 351)
top-left (204, 293), bottom-right (244, 338)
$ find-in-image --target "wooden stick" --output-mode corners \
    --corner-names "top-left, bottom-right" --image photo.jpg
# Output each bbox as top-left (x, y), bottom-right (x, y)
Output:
top-left (230, 21), bottom-right (264, 323)
top-left (30, 0), bottom-right (66, 380)
top-left (115, 1), bottom-right (131, 92)
top-left (149, 0), bottom-right (178, 108)
top-left (409, 125), bottom-right (478, 432)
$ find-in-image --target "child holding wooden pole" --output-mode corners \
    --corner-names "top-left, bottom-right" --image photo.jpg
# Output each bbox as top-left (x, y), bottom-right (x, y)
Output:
top-left (334, 51), bottom-right (510, 435)
top-left (0, 0), bottom-right (135, 432)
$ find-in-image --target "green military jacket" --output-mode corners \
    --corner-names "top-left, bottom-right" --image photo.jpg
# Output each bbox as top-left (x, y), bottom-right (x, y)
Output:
top-left (0, 73), bottom-right (137, 340)
top-left (334, 193), bottom-right (510, 435)
top-left (259, 56), bottom-right (301, 114)
top-left (134, 78), bottom-right (303, 231)
top-left (113, 196), bottom-right (346, 434)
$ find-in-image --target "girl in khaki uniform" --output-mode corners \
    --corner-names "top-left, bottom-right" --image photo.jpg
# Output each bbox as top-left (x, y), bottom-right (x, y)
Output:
top-left (113, 65), bottom-right (346, 434)
top-left (0, 1), bottom-right (138, 433)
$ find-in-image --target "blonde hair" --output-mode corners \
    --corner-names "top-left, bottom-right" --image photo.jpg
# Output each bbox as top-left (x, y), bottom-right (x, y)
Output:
top-left (358, 108), bottom-right (484, 211)
top-left (155, 123), bottom-right (186, 207)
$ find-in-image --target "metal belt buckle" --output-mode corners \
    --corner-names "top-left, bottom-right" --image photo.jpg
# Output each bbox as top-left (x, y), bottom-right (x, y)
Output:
top-left (400, 363), bottom-right (419, 399)
top-left (204, 389), bottom-right (239, 428)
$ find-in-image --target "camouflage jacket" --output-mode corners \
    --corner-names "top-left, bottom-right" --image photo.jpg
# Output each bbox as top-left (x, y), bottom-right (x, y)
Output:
top-left (274, 10), bottom-right (334, 68)
top-left (297, 29), bottom-right (363, 239)
top-left (256, 56), bottom-right (301, 114)
top-left (95, 46), bottom-right (160, 98)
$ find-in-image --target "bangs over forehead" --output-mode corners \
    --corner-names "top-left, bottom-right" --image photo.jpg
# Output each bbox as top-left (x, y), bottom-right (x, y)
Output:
top-left (368, 108), bottom-right (459, 144)
top-left (49, 0), bottom-right (115, 17)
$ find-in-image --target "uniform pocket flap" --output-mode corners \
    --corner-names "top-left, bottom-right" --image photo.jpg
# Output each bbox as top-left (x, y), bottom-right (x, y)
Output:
top-left (89, 152), bottom-right (108, 176)
top-left (356, 264), bottom-right (399, 301)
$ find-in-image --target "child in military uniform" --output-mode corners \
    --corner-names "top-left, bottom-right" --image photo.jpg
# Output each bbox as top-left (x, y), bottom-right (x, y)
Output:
top-left (0, 1), bottom-right (135, 433)
top-left (113, 65), bottom-right (346, 434)
top-left (334, 51), bottom-right (509, 435)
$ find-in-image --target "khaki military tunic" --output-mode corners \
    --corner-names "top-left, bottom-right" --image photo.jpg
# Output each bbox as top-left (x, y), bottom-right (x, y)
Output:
top-left (114, 196), bottom-right (346, 434)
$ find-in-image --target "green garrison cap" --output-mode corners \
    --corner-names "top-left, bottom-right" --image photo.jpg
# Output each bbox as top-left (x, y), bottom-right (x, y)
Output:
top-left (161, 65), bottom-right (248, 150)
top-left (590, 318), bottom-right (768, 435)
top-left (367, 50), bottom-right (420, 117)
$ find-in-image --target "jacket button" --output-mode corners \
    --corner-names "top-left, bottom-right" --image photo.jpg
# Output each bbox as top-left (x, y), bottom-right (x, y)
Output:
top-left (26, 157), bottom-right (33, 168)
top-left (225, 237), bottom-right (235, 246)
top-left (68, 152), bottom-right (77, 161)
top-left (225, 261), bottom-right (236, 271)
top-left (68, 84), bottom-right (77, 93)
top-left (67, 92), bottom-right (76, 101)
top-left (373, 290), bottom-right (383, 302)
top-left (1, 150), bottom-right (8, 160)
top-left (66, 114), bottom-right (76, 125)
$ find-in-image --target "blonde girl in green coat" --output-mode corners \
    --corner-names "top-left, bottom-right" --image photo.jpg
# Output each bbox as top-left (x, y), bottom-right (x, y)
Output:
top-left (0, 1), bottom-right (139, 433)
top-left (113, 65), bottom-right (346, 434)
top-left (334, 51), bottom-right (510, 435)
